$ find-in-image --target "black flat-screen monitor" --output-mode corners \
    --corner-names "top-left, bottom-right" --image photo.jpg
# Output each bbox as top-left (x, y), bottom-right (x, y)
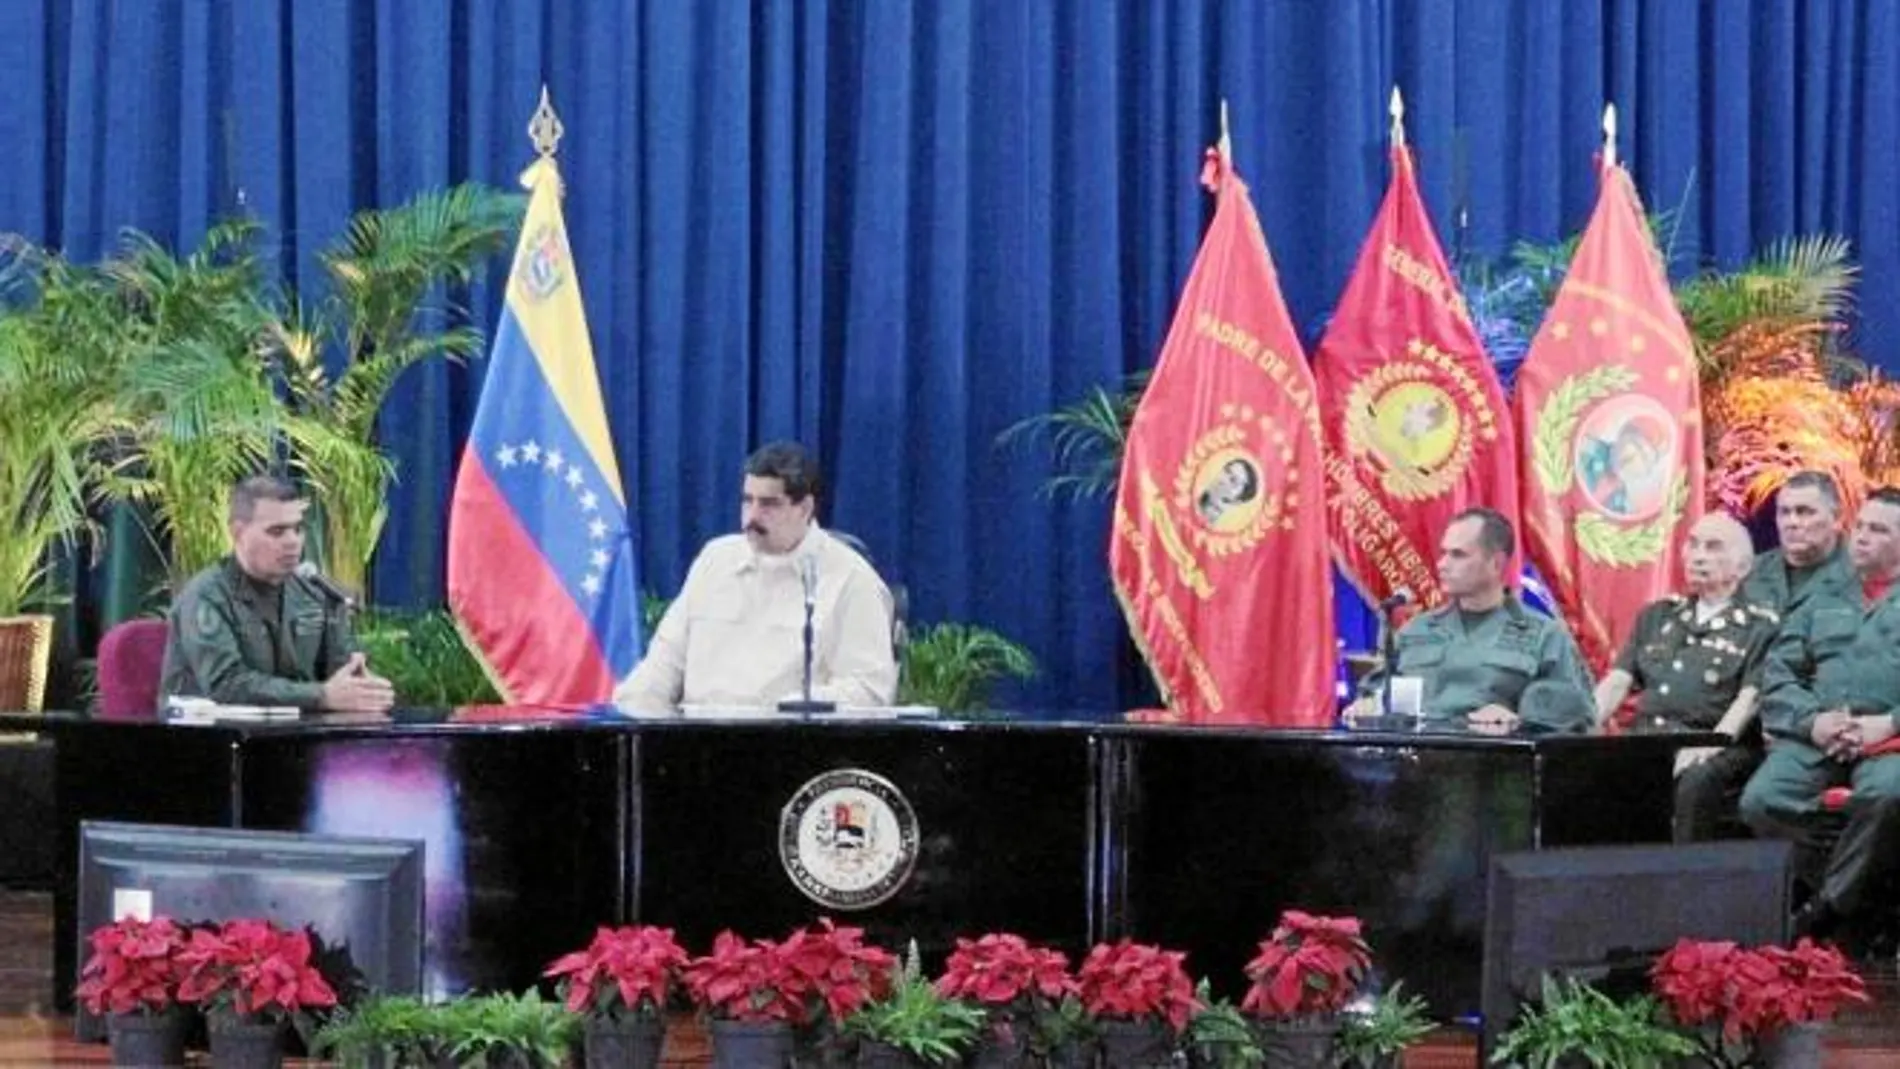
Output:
top-left (76, 820), bottom-right (424, 1039)
top-left (1481, 841), bottom-right (1792, 1048)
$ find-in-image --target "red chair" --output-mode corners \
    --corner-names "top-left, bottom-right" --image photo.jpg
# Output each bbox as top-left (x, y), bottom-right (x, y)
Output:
top-left (96, 619), bottom-right (169, 719)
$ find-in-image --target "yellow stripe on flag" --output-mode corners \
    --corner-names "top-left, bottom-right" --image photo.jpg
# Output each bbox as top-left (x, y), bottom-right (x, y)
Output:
top-left (504, 157), bottom-right (625, 506)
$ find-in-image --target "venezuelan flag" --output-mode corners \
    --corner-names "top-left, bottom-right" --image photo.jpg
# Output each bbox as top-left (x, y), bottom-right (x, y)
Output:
top-left (447, 155), bottom-right (641, 706)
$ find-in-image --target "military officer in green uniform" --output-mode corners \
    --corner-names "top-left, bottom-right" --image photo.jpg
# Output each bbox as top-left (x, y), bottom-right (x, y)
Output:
top-left (1740, 487), bottom-right (1900, 948)
top-left (1739, 470), bottom-right (1855, 617)
top-left (158, 475), bottom-right (395, 713)
top-left (1351, 507), bottom-right (1594, 734)
top-left (1593, 512), bottom-right (1779, 842)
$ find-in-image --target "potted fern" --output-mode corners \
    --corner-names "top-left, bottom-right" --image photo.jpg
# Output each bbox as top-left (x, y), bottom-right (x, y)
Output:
top-left (1489, 975), bottom-right (1696, 1069)
top-left (1182, 983), bottom-right (1265, 1068)
top-left (897, 623), bottom-right (1036, 712)
top-left (442, 991), bottom-right (580, 1069)
top-left (844, 942), bottom-right (984, 1068)
top-left (309, 994), bottom-right (442, 1068)
top-left (1336, 984), bottom-right (1434, 1069)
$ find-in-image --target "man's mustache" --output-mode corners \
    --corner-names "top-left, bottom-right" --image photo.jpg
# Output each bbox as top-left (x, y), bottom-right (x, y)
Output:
top-left (745, 523), bottom-right (767, 536)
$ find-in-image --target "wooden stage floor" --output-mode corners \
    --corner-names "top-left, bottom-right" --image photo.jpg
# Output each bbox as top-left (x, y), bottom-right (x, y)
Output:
top-left (4, 890), bottom-right (1899, 1067)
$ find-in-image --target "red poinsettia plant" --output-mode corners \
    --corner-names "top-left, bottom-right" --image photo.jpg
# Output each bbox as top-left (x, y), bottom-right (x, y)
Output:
top-left (544, 925), bottom-right (690, 1022)
top-left (176, 918), bottom-right (339, 1029)
top-left (684, 931), bottom-right (806, 1024)
top-left (75, 915), bottom-right (190, 1016)
top-left (775, 918), bottom-right (899, 1025)
top-left (1653, 937), bottom-right (1867, 1065)
top-left (1074, 939), bottom-right (1201, 1033)
top-left (1240, 911), bottom-right (1373, 1019)
top-left (936, 933), bottom-right (1079, 1045)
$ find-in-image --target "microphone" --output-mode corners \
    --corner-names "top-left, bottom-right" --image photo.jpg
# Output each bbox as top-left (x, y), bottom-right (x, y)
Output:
top-left (1379, 587), bottom-right (1414, 613)
top-left (294, 562), bottom-right (357, 610)
top-left (1376, 587), bottom-right (1412, 723)
top-left (778, 554), bottom-right (835, 715)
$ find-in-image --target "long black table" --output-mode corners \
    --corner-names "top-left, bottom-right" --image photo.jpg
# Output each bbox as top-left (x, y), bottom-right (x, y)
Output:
top-left (2, 709), bottom-right (1701, 1021)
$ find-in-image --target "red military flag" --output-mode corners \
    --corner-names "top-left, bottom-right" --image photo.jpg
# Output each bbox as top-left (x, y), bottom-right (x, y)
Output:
top-left (1108, 141), bottom-right (1335, 726)
top-left (1516, 154), bottom-right (1703, 672)
top-left (1315, 143), bottom-right (1518, 611)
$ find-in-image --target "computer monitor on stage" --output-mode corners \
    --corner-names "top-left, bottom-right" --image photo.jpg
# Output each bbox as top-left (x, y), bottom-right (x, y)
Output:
top-left (1481, 841), bottom-right (1792, 1045)
top-left (76, 820), bottom-right (424, 1038)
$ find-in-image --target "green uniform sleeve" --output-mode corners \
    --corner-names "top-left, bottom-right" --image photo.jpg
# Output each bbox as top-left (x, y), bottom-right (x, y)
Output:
top-left (1757, 608), bottom-right (1822, 741)
top-left (318, 602), bottom-right (359, 680)
top-left (1543, 621), bottom-right (1596, 694)
top-left (172, 585), bottom-right (325, 709)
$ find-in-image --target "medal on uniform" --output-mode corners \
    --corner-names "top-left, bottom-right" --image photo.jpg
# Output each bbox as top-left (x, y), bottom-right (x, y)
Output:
top-left (1705, 670), bottom-right (1721, 685)
top-left (1711, 618), bottom-right (1726, 631)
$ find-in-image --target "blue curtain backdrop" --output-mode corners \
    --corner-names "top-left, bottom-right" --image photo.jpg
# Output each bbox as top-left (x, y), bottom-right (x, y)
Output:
top-left (2, 1), bottom-right (1896, 714)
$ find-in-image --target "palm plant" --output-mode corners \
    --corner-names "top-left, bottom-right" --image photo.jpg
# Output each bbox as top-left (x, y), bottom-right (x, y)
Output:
top-left (95, 220), bottom-right (286, 589)
top-left (898, 623), bottom-right (1036, 712)
top-left (994, 371), bottom-right (1148, 501)
top-left (266, 183), bottom-right (521, 599)
top-left (0, 241), bottom-right (123, 616)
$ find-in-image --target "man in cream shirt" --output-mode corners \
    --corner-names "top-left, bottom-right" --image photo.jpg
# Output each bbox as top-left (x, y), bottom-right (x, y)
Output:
top-left (613, 442), bottom-right (899, 713)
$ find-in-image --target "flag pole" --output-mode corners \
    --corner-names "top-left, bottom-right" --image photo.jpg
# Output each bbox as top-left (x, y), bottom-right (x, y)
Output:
top-left (1218, 98), bottom-right (1233, 164)
top-left (1389, 86), bottom-right (1406, 149)
top-left (1601, 103), bottom-right (1617, 170)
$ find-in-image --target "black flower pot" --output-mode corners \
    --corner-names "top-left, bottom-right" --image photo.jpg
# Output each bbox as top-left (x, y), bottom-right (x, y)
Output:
top-left (857, 1038), bottom-right (925, 1068)
top-left (969, 1029), bottom-right (1027, 1069)
top-left (207, 1016), bottom-right (285, 1069)
top-left (1096, 1018), bottom-right (1173, 1067)
top-left (710, 1018), bottom-right (795, 1069)
top-left (1255, 1016), bottom-right (1338, 1069)
top-left (1759, 1021), bottom-right (1826, 1069)
top-left (1044, 1042), bottom-right (1094, 1069)
top-left (107, 1007), bottom-right (191, 1067)
top-left (585, 1015), bottom-right (666, 1069)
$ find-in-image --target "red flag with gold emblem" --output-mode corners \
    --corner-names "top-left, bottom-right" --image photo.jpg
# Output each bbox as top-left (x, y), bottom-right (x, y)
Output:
top-left (1516, 162), bottom-right (1703, 672)
top-left (1315, 146), bottom-right (1518, 611)
top-left (1108, 146), bottom-right (1335, 726)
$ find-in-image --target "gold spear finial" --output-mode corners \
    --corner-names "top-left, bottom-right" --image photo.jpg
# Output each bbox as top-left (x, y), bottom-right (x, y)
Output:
top-left (528, 85), bottom-right (565, 161)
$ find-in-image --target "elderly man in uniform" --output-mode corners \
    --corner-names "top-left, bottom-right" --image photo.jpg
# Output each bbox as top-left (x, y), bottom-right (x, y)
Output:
top-left (1741, 487), bottom-right (1900, 949)
top-left (614, 442), bottom-right (898, 713)
top-left (1350, 507), bottom-right (1594, 734)
top-left (160, 475), bottom-right (394, 713)
top-left (1592, 512), bottom-right (1779, 842)
top-left (1740, 470), bottom-right (1855, 615)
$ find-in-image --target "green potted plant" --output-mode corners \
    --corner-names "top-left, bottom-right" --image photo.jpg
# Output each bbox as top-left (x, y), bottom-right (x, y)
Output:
top-left (443, 991), bottom-right (581, 1069)
top-left (1029, 994), bottom-right (1096, 1069)
top-left (310, 994), bottom-right (441, 1068)
top-left (267, 182), bottom-right (519, 600)
top-left (74, 915), bottom-right (193, 1067)
top-left (544, 925), bottom-right (689, 1069)
top-left (896, 623), bottom-right (1036, 712)
top-left (1181, 982), bottom-right (1265, 1068)
top-left (932, 932), bottom-right (1078, 1068)
top-left (1335, 983), bottom-right (1434, 1069)
top-left (1239, 911), bottom-right (1371, 1068)
top-left (355, 607), bottom-right (503, 705)
top-left (844, 942), bottom-right (984, 1067)
top-left (1489, 975), bottom-right (1696, 1069)
top-left (0, 240), bottom-right (122, 710)
top-left (1073, 939), bottom-right (1200, 1068)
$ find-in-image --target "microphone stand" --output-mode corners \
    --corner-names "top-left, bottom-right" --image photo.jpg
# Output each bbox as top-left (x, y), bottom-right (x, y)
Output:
top-left (778, 559), bottom-right (836, 715)
top-left (1379, 606), bottom-right (1400, 722)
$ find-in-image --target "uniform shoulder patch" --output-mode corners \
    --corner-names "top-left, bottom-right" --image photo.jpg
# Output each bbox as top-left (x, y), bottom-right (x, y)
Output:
top-left (194, 599), bottom-right (224, 639)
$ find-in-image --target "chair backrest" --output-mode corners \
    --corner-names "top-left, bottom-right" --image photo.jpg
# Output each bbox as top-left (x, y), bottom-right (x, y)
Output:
top-left (97, 619), bottom-right (170, 719)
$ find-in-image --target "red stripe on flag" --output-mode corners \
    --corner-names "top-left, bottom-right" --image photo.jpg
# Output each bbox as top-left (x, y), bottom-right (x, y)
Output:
top-left (447, 450), bottom-right (616, 707)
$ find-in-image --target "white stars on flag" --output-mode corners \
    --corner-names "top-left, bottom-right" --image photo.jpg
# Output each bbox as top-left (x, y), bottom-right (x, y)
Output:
top-left (489, 439), bottom-right (621, 605)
